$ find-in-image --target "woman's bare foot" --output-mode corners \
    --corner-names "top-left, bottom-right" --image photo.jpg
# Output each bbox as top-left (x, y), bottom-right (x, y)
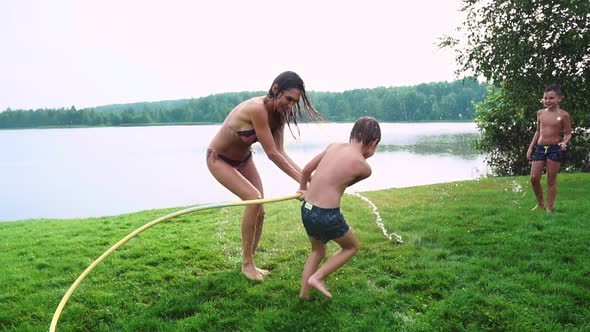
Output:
top-left (308, 276), bottom-right (332, 299)
top-left (531, 204), bottom-right (545, 211)
top-left (242, 264), bottom-right (263, 281)
top-left (256, 267), bottom-right (270, 276)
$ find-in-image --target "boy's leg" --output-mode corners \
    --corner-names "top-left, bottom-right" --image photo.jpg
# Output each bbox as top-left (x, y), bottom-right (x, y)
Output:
top-left (308, 230), bottom-right (360, 299)
top-left (545, 160), bottom-right (561, 212)
top-left (530, 160), bottom-right (546, 210)
top-left (300, 238), bottom-right (326, 299)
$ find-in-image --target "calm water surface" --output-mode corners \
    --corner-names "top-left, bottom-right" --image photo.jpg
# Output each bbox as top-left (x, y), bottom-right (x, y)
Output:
top-left (0, 123), bottom-right (488, 221)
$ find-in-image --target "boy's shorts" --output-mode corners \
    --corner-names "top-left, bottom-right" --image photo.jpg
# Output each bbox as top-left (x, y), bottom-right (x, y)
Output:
top-left (301, 201), bottom-right (350, 244)
top-left (533, 144), bottom-right (563, 162)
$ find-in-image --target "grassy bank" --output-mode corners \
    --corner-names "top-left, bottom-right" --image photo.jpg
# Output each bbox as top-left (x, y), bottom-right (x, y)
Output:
top-left (1, 173), bottom-right (589, 331)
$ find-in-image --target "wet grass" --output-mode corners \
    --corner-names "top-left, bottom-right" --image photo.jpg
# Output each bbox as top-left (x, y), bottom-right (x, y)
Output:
top-left (1, 173), bottom-right (589, 331)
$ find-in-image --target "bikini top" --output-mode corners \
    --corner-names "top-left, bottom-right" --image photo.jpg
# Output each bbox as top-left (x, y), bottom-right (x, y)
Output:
top-left (236, 126), bottom-right (279, 144)
top-left (237, 129), bottom-right (258, 144)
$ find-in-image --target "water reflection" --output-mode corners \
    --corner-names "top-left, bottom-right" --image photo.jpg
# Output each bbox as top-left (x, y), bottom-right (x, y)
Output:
top-left (379, 133), bottom-right (480, 158)
top-left (0, 123), bottom-right (488, 221)
top-left (254, 122), bottom-right (487, 197)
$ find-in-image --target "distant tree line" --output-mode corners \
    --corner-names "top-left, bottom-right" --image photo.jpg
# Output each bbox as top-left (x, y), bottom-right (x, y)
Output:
top-left (0, 79), bottom-right (488, 129)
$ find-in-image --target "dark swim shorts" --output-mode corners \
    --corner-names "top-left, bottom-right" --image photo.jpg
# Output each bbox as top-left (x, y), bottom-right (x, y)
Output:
top-left (533, 144), bottom-right (563, 162)
top-left (301, 201), bottom-right (350, 244)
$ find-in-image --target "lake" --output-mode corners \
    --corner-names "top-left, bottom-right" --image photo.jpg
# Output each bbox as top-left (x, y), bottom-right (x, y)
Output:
top-left (0, 123), bottom-right (488, 222)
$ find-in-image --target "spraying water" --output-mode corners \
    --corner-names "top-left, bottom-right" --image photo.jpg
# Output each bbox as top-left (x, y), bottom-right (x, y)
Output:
top-left (347, 191), bottom-right (403, 243)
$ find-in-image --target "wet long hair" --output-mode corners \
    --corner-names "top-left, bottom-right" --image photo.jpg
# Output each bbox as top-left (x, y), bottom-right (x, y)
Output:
top-left (266, 71), bottom-right (324, 138)
top-left (349, 116), bottom-right (381, 145)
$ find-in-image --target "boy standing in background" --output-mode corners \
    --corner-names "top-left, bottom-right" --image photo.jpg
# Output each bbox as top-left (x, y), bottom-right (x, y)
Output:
top-left (527, 84), bottom-right (572, 213)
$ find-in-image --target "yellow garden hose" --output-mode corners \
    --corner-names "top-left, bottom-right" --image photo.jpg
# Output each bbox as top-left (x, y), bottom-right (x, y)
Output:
top-left (50, 193), bottom-right (301, 332)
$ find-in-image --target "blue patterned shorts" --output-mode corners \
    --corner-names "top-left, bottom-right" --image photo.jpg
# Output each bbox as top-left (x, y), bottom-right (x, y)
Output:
top-left (533, 144), bottom-right (563, 162)
top-left (301, 201), bottom-right (350, 244)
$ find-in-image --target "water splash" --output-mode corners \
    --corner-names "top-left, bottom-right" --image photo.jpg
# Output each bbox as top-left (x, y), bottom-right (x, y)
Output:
top-left (507, 180), bottom-right (527, 208)
top-left (511, 181), bottom-right (523, 193)
top-left (347, 191), bottom-right (403, 243)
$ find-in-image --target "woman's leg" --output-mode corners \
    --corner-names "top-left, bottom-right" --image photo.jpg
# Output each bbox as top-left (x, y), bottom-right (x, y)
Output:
top-left (207, 152), bottom-right (263, 280)
top-left (237, 157), bottom-right (269, 277)
top-left (545, 160), bottom-right (561, 212)
top-left (308, 230), bottom-right (360, 299)
top-left (300, 237), bottom-right (326, 299)
top-left (530, 160), bottom-right (546, 209)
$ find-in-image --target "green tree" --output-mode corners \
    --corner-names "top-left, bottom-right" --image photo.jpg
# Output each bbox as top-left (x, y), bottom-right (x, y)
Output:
top-left (0, 81), bottom-right (489, 128)
top-left (333, 99), bottom-right (352, 120)
top-left (120, 108), bottom-right (136, 124)
top-left (381, 91), bottom-right (402, 121)
top-left (474, 87), bottom-right (533, 174)
top-left (360, 96), bottom-right (382, 120)
top-left (442, 0), bottom-right (590, 175)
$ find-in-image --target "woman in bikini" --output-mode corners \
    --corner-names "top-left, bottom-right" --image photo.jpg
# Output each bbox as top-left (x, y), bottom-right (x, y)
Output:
top-left (206, 71), bottom-right (323, 280)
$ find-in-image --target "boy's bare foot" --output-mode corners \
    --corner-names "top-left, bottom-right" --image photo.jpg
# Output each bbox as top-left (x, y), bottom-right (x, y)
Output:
top-left (531, 204), bottom-right (545, 211)
top-left (256, 267), bottom-right (270, 276)
top-left (546, 207), bottom-right (553, 213)
top-left (300, 283), bottom-right (310, 299)
top-left (242, 265), bottom-right (263, 281)
top-left (299, 292), bottom-right (310, 300)
top-left (308, 276), bottom-right (332, 299)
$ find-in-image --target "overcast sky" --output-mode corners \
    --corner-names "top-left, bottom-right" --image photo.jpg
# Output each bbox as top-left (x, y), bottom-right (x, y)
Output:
top-left (0, 0), bottom-right (464, 110)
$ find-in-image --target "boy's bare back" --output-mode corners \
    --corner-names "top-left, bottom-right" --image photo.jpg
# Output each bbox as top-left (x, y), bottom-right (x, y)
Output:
top-left (303, 143), bottom-right (372, 209)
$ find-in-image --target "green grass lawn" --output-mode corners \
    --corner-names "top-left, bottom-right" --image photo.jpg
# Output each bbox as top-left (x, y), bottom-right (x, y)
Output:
top-left (1, 173), bottom-right (589, 331)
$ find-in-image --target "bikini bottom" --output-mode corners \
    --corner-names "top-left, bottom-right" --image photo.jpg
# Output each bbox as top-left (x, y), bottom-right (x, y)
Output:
top-left (207, 148), bottom-right (253, 168)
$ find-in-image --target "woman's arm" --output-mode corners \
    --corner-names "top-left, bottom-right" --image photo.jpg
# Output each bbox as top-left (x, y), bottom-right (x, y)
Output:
top-left (273, 125), bottom-right (302, 173)
top-left (249, 106), bottom-right (301, 182)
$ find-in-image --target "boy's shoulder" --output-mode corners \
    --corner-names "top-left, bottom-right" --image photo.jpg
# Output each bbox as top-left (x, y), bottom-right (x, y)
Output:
top-left (325, 143), bottom-right (364, 161)
top-left (325, 142), bottom-right (348, 152)
top-left (538, 108), bottom-right (570, 115)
